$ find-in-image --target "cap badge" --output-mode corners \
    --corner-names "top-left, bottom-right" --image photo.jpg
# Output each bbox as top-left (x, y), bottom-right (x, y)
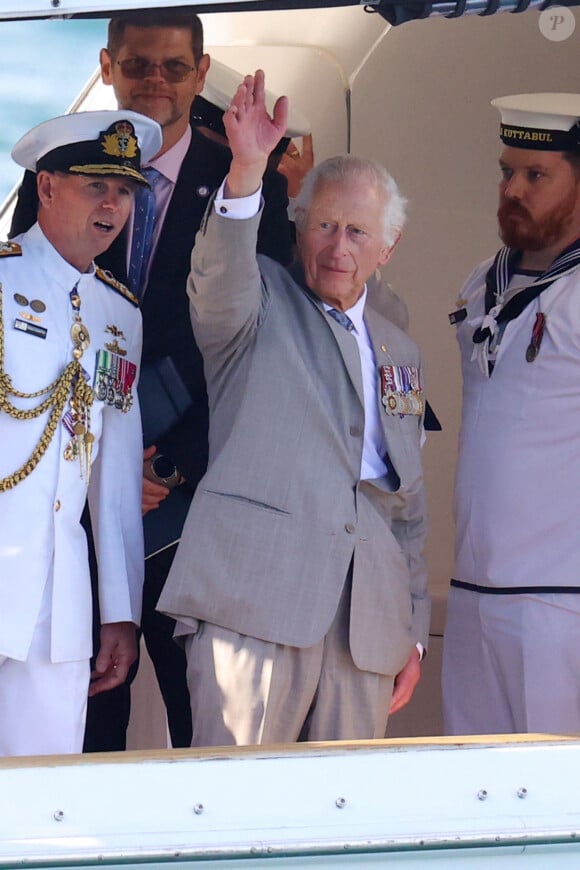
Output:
top-left (101, 121), bottom-right (138, 160)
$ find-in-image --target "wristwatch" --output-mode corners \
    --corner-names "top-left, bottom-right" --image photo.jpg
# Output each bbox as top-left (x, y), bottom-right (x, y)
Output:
top-left (144, 453), bottom-right (183, 489)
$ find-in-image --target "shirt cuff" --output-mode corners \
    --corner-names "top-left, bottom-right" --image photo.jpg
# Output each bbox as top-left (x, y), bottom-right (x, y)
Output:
top-left (416, 641), bottom-right (425, 661)
top-left (214, 178), bottom-right (262, 219)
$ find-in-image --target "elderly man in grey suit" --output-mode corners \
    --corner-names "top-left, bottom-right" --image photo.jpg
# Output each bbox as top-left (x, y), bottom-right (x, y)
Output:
top-left (159, 70), bottom-right (430, 746)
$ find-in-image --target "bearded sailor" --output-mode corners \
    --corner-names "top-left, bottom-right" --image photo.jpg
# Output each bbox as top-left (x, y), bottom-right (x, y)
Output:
top-left (0, 109), bottom-right (161, 756)
top-left (442, 93), bottom-right (580, 736)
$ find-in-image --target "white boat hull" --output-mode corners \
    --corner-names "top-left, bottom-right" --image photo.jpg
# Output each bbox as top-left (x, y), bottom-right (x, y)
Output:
top-left (2, 737), bottom-right (580, 867)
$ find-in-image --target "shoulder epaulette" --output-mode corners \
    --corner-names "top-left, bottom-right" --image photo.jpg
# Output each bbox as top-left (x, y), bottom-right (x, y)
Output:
top-left (0, 241), bottom-right (22, 258)
top-left (95, 267), bottom-right (139, 307)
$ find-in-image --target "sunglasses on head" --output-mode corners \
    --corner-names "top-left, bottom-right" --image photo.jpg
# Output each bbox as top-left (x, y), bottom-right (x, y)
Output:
top-left (117, 57), bottom-right (195, 83)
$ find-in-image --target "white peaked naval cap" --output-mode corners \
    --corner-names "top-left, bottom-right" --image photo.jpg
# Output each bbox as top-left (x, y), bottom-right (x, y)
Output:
top-left (12, 110), bottom-right (163, 186)
top-left (204, 59), bottom-right (311, 138)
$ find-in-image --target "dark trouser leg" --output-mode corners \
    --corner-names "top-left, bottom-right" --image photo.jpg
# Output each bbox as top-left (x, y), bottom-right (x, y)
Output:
top-left (141, 544), bottom-right (192, 748)
top-left (83, 510), bottom-right (191, 750)
top-left (82, 504), bottom-right (138, 753)
top-left (83, 666), bottom-right (137, 752)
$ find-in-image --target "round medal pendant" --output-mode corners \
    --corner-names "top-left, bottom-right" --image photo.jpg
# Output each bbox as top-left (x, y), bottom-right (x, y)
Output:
top-left (407, 393), bottom-right (421, 415)
top-left (71, 321), bottom-right (90, 349)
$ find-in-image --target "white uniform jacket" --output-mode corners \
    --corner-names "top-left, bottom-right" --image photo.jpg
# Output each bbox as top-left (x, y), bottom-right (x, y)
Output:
top-left (0, 223), bottom-right (144, 662)
top-left (454, 257), bottom-right (580, 590)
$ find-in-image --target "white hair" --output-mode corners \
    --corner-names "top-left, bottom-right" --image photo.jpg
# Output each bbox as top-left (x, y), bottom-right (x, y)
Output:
top-left (294, 155), bottom-right (407, 247)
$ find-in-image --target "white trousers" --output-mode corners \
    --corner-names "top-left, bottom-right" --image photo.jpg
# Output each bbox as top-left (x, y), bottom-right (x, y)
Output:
top-left (0, 579), bottom-right (89, 757)
top-left (185, 581), bottom-right (394, 746)
top-left (442, 585), bottom-right (580, 736)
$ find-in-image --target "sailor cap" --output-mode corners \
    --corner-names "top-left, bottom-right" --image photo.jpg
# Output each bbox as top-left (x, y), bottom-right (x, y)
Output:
top-left (492, 93), bottom-right (580, 152)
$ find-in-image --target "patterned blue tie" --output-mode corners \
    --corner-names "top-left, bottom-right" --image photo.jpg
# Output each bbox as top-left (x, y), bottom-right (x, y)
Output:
top-left (128, 167), bottom-right (162, 298)
top-left (328, 307), bottom-right (355, 332)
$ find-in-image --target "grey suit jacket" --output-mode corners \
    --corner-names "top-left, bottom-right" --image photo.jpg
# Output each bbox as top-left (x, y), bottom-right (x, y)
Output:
top-left (158, 207), bottom-right (430, 677)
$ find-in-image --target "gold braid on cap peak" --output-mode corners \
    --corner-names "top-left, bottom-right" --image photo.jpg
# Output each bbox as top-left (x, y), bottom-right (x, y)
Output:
top-left (0, 283), bottom-right (93, 492)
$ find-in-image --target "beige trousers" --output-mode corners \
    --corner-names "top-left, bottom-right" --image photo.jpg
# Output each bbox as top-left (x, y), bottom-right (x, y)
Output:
top-left (185, 580), bottom-right (394, 747)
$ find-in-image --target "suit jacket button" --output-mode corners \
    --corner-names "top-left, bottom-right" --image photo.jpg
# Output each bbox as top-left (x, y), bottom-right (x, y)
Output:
top-left (350, 425), bottom-right (362, 437)
top-left (345, 522), bottom-right (356, 534)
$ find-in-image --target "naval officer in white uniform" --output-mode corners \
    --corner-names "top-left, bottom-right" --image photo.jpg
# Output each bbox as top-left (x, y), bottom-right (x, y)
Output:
top-left (0, 110), bottom-right (161, 756)
top-left (443, 94), bottom-right (580, 735)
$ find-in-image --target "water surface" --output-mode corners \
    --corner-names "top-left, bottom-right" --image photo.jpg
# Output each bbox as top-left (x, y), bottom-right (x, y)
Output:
top-left (0, 19), bottom-right (107, 202)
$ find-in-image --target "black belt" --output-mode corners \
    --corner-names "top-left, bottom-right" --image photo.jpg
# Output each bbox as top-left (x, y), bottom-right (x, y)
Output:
top-left (451, 578), bottom-right (580, 595)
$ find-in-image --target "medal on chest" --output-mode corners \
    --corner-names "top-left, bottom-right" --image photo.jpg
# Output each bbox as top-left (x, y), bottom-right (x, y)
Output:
top-left (94, 348), bottom-right (137, 412)
top-left (380, 365), bottom-right (424, 416)
top-left (525, 312), bottom-right (546, 363)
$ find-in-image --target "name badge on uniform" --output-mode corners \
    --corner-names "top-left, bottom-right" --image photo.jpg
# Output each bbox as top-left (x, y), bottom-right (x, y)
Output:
top-left (380, 365), bottom-right (424, 416)
top-left (13, 318), bottom-right (47, 339)
top-left (94, 348), bottom-right (137, 413)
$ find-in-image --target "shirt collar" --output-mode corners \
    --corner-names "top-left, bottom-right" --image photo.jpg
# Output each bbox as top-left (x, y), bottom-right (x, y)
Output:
top-left (147, 125), bottom-right (192, 184)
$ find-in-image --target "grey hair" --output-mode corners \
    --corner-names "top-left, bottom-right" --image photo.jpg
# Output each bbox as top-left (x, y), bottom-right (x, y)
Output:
top-left (293, 155), bottom-right (407, 247)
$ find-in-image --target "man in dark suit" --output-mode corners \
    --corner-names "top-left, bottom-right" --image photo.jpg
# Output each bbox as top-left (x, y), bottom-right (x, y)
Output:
top-left (11, 9), bottom-right (292, 751)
